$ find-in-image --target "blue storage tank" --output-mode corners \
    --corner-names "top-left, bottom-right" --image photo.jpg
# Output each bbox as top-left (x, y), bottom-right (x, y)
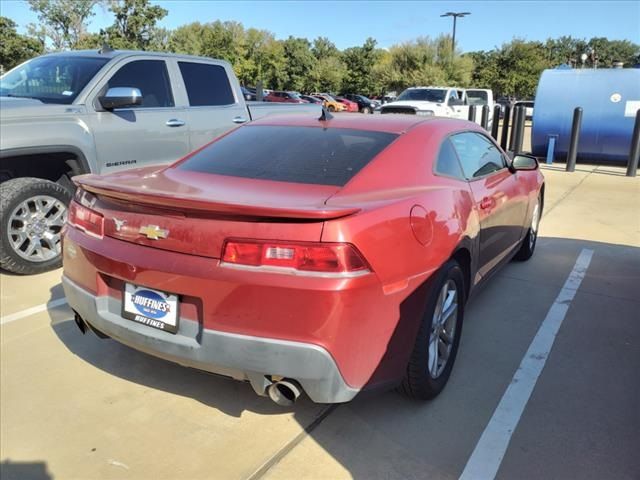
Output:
top-left (532, 68), bottom-right (640, 162)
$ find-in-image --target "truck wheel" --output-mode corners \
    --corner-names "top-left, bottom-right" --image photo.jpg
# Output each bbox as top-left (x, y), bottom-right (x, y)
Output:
top-left (0, 178), bottom-right (72, 275)
top-left (399, 259), bottom-right (465, 400)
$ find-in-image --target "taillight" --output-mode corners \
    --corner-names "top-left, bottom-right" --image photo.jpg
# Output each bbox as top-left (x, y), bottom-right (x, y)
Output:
top-left (68, 200), bottom-right (104, 238)
top-left (221, 239), bottom-right (371, 276)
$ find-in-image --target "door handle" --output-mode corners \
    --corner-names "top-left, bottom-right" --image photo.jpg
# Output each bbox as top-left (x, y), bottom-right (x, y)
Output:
top-left (233, 116), bottom-right (248, 124)
top-left (166, 119), bottom-right (186, 127)
top-left (480, 197), bottom-right (495, 210)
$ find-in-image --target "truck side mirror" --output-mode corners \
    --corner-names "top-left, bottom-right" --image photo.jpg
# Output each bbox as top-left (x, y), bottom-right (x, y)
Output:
top-left (99, 87), bottom-right (143, 110)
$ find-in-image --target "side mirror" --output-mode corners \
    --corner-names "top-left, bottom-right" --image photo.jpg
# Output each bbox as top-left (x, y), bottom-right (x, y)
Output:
top-left (512, 154), bottom-right (538, 171)
top-left (99, 87), bottom-right (142, 110)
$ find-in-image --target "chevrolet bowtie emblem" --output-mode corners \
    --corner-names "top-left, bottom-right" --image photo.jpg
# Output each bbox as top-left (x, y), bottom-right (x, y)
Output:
top-left (139, 225), bottom-right (169, 240)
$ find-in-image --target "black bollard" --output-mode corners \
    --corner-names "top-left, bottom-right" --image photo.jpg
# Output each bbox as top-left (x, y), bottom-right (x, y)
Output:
top-left (481, 105), bottom-right (490, 130)
top-left (256, 80), bottom-right (263, 102)
top-left (566, 107), bottom-right (583, 172)
top-left (513, 107), bottom-right (526, 155)
top-left (468, 105), bottom-right (477, 123)
top-left (509, 106), bottom-right (523, 152)
top-left (491, 105), bottom-right (501, 140)
top-left (500, 104), bottom-right (511, 150)
top-left (627, 109), bottom-right (640, 177)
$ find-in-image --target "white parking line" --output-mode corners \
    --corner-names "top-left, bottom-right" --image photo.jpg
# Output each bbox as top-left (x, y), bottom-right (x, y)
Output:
top-left (459, 248), bottom-right (594, 480)
top-left (0, 298), bottom-right (68, 325)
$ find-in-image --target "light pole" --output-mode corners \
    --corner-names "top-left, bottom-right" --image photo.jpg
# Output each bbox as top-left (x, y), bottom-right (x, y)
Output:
top-left (440, 11), bottom-right (471, 57)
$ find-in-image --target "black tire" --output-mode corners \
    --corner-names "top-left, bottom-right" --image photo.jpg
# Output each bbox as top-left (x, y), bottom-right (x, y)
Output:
top-left (362, 106), bottom-right (372, 114)
top-left (328, 105), bottom-right (335, 112)
top-left (400, 259), bottom-right (465, 400)
top-left (0, 177), bottom-right (72, 275)
top-left (514, 193), bottom-right (541, 262)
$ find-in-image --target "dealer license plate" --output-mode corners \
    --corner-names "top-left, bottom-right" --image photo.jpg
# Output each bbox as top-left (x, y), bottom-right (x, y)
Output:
top-left (123, 283), bottom-right (179, 333)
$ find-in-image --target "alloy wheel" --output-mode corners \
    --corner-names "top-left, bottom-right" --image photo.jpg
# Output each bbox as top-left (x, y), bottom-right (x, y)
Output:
top-left (428, 279), bottom-right (458, 379)
top-left (7, 195), bottom-right (67, 263)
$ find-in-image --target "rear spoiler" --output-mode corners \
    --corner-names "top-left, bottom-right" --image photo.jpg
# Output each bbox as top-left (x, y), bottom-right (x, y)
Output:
top-left (75, 177), bottom-right (360, 221)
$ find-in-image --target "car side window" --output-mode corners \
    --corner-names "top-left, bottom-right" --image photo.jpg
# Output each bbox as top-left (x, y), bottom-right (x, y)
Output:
top-left (106, 60), bottom-right (174, 108)
top-left (450, 132), bottom-right (507, 179)
top-left (435, 138), bottom-right (465, 179)
top-left (178, 62), bottom-right (235, 106)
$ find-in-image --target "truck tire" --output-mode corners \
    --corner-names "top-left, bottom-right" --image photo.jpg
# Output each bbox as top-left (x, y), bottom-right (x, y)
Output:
top-left (0, 178), bottom-right (72, 275)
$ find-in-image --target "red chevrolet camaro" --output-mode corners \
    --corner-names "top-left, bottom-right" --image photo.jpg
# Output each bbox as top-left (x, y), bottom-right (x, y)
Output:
top-left (62, 113), bottom-right (544, 406)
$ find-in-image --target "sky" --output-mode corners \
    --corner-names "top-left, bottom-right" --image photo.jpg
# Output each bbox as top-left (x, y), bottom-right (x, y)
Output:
top-left (1, 0), bottom-right (639, 52)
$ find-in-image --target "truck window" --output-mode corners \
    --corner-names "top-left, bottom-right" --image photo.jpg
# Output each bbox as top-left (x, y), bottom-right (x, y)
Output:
top-left (106, 60), bottom-right (174, 108)
top-left (178, 62), bottom-right (235, 107)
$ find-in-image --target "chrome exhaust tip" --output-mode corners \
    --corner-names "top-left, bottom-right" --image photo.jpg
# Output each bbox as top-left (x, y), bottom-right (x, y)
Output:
top-left (267, 379), bottom-right (302, 407)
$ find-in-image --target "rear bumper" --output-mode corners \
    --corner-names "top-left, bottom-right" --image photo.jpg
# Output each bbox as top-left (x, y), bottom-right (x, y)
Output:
top-left (63, 275), bottom-right (359, 403)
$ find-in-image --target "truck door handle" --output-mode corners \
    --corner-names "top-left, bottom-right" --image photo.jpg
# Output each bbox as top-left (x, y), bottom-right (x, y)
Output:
top-left (232, 116), bottom-right (248, 124)
top-left (480, 197), bottom-right (495, 210)
top-left (166, 119), bottom-right (186, 127)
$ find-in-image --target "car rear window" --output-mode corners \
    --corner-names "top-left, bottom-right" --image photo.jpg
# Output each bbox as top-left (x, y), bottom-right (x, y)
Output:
top-left (176, 125), bottom-right (398, 186)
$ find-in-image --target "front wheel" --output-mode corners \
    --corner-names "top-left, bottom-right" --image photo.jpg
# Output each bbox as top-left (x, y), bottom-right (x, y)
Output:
top-left (0, 178), bottom-right (72, 274)
top-left (327, 105), bottom-right (335, 112)
top-left (400, 260), bottom-right (465, 400)
top-left (514, 194), bottom-right (541, 262)
top-left (362, 107), bottom-right (372, 114)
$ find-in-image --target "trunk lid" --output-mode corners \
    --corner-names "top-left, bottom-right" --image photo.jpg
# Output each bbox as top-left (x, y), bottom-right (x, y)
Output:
top-left (75, 167), bottom-right (356, 258)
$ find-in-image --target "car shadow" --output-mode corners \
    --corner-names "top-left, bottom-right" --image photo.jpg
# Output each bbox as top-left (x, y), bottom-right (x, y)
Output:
top-left (0, 460), bottom-right (52, 480)
top-left (48, 237), bottom-right (640, 479)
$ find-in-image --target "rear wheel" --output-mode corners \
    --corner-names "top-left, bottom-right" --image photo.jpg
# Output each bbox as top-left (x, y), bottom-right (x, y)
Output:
top-left (327, 105), bottom-right (335, 112)
top-left (362, 106), bottom-right (372, 114)
top-left (514, 194), bottom-right (541, 261)
top-left (400, 260), bottom-right (465, 400)
top-left (0, 178), bottom-right (71, 274)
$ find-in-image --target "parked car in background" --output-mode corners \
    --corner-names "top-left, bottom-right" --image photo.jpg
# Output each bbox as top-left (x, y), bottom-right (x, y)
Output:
top-left (343, 93), bottom-right (378, 113)
top-left (241, 86), bottom-right (256, 101)
top-left (63, 113), bottom-right (544, 406)
top-left (334, 96), bottom-right (359, 112)
top-left (264, 91), bottom-right (308, 103)
top-left (299, 94), bottom-right (323, 104)
top-left (310, 93), bottom-right (346, 112)
top-left (0, 49), bottom-right (320, 274)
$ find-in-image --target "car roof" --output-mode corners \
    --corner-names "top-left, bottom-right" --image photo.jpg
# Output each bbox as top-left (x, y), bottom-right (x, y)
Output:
top-left (249, 114), bottom-right (476, 135)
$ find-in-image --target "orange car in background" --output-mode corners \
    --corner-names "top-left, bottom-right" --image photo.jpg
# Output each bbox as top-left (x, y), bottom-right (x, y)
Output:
top-left (310, 93), bottom-right (346, 112)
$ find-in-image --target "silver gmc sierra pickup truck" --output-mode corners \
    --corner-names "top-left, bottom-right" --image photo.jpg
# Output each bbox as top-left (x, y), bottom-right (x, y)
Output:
top-left (0, 48), bottom-right (320, 274)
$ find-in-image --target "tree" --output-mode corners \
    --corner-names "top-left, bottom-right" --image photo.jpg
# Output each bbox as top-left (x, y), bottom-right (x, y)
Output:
top-left (372, 36), bottom-right (473, 94)
top-left (0, 16), bottom-right (43, 71)
top-left (101, 0), bottom-right (167, 50)
top-left (342, 37), bottom-right (381, 95)
top-left (311, 37), bottom-right (339, 60)
top-left (26, 0), bottom-right (101, 50)
top-left (281, 36), bottom-right (315, 91)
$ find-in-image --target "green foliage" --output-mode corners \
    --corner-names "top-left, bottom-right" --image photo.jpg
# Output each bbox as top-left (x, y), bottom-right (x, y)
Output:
top-left (4, 7), bottom-right (640, 99)
top-left (0, 16), bottom-right (43, 71)
top-left (101, 0), bottom-right (168, 50)
top-left (372, 36), bottom-right (472, 93)
top-left (26, 0), bottom-right (100, 50)
top-left (281, 37), bottom-right (315, 91)
top-left (342, 38), bottom-right (381, 95)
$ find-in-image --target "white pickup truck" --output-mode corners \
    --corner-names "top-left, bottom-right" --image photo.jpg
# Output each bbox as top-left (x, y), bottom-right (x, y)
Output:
top-left (0, 49), bottom-right (321, 274)
top-left (377, 86), bottom-right (494, 127)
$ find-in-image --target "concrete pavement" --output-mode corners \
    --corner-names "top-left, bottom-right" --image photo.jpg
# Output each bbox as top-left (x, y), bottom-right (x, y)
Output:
top-left (1, 164), bottom-right (639, 480)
